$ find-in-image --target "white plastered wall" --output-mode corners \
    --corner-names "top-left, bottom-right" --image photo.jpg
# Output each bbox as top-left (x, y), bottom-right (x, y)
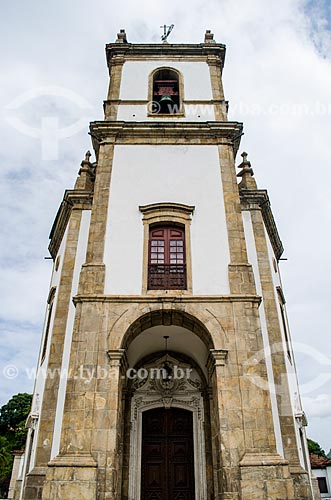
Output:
top-left (117, 60), bottom-right (215, 122)
top-left (103, 145), bottom-right (230, 295)
top-left (118, 104), bottom-right (215, 122)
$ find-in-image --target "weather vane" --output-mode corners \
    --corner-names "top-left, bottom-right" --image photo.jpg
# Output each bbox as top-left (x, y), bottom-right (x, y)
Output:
top-left (160, 24), bottom-right (174, 42)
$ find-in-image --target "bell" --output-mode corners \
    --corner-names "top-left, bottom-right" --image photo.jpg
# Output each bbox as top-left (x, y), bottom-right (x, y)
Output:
top-left (159, 94), bottom-right (174, 104)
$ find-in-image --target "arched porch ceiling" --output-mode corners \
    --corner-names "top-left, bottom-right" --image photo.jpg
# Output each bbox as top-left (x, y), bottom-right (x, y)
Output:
top-left (126, 325), bottom-right (209, 378)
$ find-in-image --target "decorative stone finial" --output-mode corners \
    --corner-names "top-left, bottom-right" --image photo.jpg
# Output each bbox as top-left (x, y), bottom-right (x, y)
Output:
top-left (116, 29), bottom-right (128, 43)
top-left (238, 151), bottom-right (253, 172)
top-left (237, 151), bottom-right (256, 189)
top-left (75, 149), bottom-right (95, 190)
top-left (204, 30), bottom-right (216, 44)
top-left (241, 151), bottom-right (248, 163)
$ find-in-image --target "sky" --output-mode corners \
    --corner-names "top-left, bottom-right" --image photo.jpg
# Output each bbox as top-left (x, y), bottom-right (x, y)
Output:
top-left (0, 0), bottom-right (330, 452)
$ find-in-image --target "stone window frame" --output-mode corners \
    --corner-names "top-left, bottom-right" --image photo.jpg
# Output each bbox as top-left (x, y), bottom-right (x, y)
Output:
top-left (276, 286), bottom-right (292, 363)
top-left (148, 66), bottom-right (185, 117)
top-left (128, 354), bottom-right (207, 500)
top-left (139, 202), bottom-right (195, 294)
top-left (317, 476), bottom-right (329, 494)
top-left (40, 286), bottom-right (56, 365)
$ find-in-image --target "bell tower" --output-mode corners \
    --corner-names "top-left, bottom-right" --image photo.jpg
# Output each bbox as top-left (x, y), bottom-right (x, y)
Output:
top-left (18, 29), bottom-right (318, 500)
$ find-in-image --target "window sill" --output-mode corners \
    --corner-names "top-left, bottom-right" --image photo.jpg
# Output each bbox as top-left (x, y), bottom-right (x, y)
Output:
top-left (143, 289), bottom-right (193, 296)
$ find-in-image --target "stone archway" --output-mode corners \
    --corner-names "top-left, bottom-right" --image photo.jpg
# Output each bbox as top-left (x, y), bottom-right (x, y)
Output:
top-left (118, 309), bottom-right (226, 500)
top-left (121, 309), bottom-right (215, 351)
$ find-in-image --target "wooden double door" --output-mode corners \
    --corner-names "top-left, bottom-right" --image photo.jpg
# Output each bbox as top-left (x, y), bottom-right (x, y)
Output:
top-left (141, 408), bottom-right (195, 500)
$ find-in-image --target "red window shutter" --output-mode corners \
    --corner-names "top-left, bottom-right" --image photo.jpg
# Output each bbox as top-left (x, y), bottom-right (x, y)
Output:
top-left (148, 225), bottom-right (186, 290)
top-left (149, 226), bottom-right (185, 265)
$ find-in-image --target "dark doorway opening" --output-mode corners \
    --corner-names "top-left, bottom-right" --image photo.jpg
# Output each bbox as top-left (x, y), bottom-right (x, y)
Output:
top-left (141, 407), bottom-right (195, 500)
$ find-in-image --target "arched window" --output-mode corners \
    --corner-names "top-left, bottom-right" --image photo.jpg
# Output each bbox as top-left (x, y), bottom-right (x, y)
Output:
top-left (139, 202), bottom-right (194, 293)
top-left (152, 68), bottom-right (180, 115)
top-left (148, 225), bottom-right (186, 289)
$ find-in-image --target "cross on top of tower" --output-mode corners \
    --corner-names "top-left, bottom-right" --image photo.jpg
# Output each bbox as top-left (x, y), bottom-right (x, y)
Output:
top-left (160, 24), bottom-right (174, 42)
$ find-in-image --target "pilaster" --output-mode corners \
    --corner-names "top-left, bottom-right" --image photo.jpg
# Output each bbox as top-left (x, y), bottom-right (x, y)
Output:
top-left (207, 52), bottom-right (227, 120)
top-left (78, 142), bottom-right (115, 295)
top-left (42, 295), bottom-right (127, 500)
top-left (104, 30), bottom-right (126, 120)
top-left (249, 207), bottom-right (305, 468)
top-left (8, 451), bottom-right (24, 500)
top-left (42, 455), bottom-right (97, 500)
top-left (239, 453), bottom-right (296, 500)
top-left (218, 144), bottom-right (257, 295)
top-left (23, 208), bottom-right (84, 500)
top-left (104, 57), bottom-right (125, 120)
top-left (207, 308), bottom-right (285, 499)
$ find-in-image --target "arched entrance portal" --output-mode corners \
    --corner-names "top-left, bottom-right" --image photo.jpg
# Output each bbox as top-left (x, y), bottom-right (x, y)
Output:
top-left (141, 407), bottom-right (195, 500)
top-left (120, 310), bottom-right (218, 500)
top-left (127, 351), bottom-right (207, 500)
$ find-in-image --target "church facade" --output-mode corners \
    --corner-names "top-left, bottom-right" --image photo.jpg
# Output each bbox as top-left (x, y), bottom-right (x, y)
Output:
top-left (16, 30), bottom-right (318, 500)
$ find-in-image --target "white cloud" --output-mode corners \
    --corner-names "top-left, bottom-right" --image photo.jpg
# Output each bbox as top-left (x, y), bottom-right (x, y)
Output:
top-left (303, 394), bottom-right (331, 418)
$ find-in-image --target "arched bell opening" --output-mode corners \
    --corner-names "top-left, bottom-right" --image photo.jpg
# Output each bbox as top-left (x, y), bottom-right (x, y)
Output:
top-left (120, 310), bottom-right (217, 500)
top-left (151, 67), bottom-right (182, 115)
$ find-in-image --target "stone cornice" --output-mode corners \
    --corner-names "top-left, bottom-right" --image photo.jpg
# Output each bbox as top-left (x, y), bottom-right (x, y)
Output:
top-left (48, 189), bottom-right (93, 259)
top-left (239, 188), bottom-right (284, 260)
top-left (105, 42), bottom-right (226, 69)
top-left (139, 202), bottom-right (195, 217)
top-left (104, 99), bottom-right (227, 105)
top-left (73, 294), bottom-right (261, 305)
top-left (90, 120), bottom-right (243, 152)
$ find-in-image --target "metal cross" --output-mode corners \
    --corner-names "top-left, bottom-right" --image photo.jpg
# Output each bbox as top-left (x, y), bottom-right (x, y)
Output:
top-left (160, 24), bottom-right (174, 42)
